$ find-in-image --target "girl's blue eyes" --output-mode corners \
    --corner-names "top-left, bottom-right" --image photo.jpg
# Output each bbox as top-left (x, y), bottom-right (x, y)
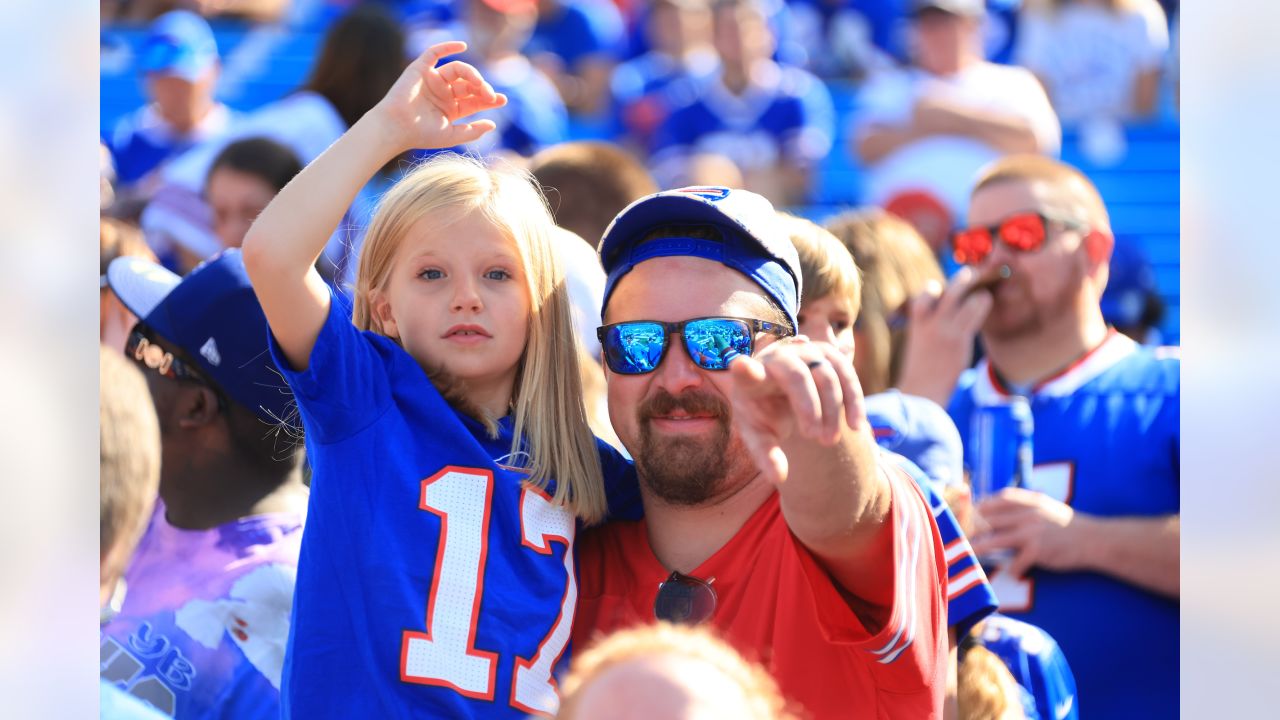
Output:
top-left (418, 269), bottom-right (513, 281)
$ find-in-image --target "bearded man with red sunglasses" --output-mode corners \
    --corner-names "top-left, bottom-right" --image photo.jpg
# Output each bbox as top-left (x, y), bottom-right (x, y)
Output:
top-left (908, 154), bottom-right (1179, 719)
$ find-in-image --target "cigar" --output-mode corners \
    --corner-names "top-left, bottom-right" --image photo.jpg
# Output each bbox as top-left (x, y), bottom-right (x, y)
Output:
top-left (965, 264), bottom-right (1012, 297)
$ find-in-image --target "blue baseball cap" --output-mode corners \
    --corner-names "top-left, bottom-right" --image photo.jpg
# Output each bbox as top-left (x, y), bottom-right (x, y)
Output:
top-left (598, 186), bottom-right (803, 330)
top-left (866, 390), bottom-right (965, 489)
top-left (107, 249), bottom-right (295, 427)
top-left (138, 10), bottom-right (219, 82)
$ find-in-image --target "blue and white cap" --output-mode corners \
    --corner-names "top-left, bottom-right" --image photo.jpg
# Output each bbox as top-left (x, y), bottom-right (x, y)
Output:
top-left (866, 390), bottom-right (966, 489)
top-left (139, 10), bottom-right (219, 82)
top-left (107, 249), bottom-right (295, 427)
top-left (598, 186), bottom-right (803, 330)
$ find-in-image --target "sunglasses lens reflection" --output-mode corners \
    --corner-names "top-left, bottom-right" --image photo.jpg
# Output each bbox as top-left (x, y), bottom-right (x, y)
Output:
top-left (683, 319), bottom-right (752, 371)
top-left (604, 322), bottom-right (666, 374)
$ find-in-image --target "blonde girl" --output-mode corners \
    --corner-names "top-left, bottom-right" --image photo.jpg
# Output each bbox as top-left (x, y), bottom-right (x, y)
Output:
top-left (243, 41), bottom-right (635, 719)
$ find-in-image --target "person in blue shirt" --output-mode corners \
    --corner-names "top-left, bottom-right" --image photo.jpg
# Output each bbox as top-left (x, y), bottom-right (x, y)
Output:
top-left (651, 0), bottom-right (835, 206)
top-left (106, 10), bottom-right (235, 196)
top-left (242, 41), bottom-right (637, 717)
top-left (610, 0), bottom-right (720, 151)
top-left (927, 154), bottom-right (1178, 719)
top-left (524, 0), bottom-right (627, 116)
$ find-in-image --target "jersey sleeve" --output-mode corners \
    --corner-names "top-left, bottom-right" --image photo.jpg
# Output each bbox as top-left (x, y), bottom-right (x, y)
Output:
top-left (266, 286), bottom-right (394, 445)
top-left (889, 452), bottom-right (998, 640)
top-left (782, 68), bottom-right (836, 166)
top-left (793, 461), bottom-right (948, 693)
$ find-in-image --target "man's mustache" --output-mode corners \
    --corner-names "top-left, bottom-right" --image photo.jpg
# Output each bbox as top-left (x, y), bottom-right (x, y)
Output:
top-left (639, 388), bottom-right (729, 422)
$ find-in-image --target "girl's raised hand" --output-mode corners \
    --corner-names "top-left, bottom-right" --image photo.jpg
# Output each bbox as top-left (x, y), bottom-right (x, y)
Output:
top-left (373, 41), bottom-right (508, 151)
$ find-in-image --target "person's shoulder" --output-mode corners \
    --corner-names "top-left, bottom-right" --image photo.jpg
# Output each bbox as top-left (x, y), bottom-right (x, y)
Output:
top-left (1101, 343), bottom-right (1179, 396)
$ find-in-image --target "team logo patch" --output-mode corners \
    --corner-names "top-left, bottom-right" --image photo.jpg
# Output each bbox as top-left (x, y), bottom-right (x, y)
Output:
top-left (673, 186), bottom-right (731, 202)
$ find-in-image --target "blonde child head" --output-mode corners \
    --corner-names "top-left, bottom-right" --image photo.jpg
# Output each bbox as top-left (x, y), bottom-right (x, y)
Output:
top-left (776, 212), bottom-right (861, 359)
top-left (352, 153), bottom-right (606, 523)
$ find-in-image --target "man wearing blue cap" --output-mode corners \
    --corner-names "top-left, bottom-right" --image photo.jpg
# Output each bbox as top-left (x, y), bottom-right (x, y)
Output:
top-left (106, 10), bottom-right (234, 192)
top-left (571, 187), bottom-right (948, 718)
top-left (101, 249), bottom-right (308, 719)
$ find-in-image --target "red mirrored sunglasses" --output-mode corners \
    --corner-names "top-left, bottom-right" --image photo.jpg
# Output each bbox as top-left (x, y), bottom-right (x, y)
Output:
top-left (951, 212), bottom-right (1088, 266)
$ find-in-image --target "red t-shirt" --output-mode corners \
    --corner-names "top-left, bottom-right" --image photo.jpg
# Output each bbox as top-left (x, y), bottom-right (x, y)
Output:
top-left (573, 465), bottom-right (948, 719)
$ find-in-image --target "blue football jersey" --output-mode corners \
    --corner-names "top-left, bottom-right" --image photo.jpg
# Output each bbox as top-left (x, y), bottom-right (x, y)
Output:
top-left (883, 451), bottom-right (998, 640)
top-left (650, 62), bottom-right (835, 171)
top-left (270, 291), bottom-right (638, 718)
top-left (975, 614), bottom-right (1079, 720)
top-left (949, 332), bottom-right (1179, 720)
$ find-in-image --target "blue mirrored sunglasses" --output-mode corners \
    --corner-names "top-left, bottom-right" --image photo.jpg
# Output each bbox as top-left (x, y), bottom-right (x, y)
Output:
top-left (597, 316), bottom-right (793, 375)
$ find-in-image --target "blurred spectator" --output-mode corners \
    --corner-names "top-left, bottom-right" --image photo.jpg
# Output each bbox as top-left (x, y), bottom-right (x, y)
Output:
top-left (786, 0), bottom-right (899, 79)
top-left (823, 208), bottom-right (948, 396)
top-left (939, 155), bottom-right (1178, 719)
top-left (458, 0), bottom-right (569, 155)
top-left (529, 140), bottom-right (658, 248)
top-left (101, 217), bottom-right (159, 353)
top-left (105, 11), bottom-right (235, 196)
top-left (1099, 237), bottom-right (1165, 345)
top-left (611, 0), bottom-right (719, 150)
top-left (103, 0), bottom-right (292, 23)
top-left (1014, 0), bottom-right (1169, 124)
top-left (101, 250), bottom-right (308, 718)
top-left (99, 347), bottom-right (167, 720)
top-left (148, 4), bottom-right (406, 273)
top-left (650, 0), bottom-right (835, 205)
top-left (560, 623), bottom-right (797, 720)
top-left (205, 137), bottom-right (303, 252)
top-left (852, 0), bottom-right (1060, 251)
top-left (102, 141), bottom-right (119, 210)
top-left (524, 0), bottom-right (627, 116)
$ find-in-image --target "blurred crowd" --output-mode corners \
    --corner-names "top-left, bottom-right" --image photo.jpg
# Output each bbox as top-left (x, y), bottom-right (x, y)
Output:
top-left (99, 1), bottom-right (1179, 719)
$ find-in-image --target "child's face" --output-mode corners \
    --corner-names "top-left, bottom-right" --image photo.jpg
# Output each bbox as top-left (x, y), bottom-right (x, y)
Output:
top-left (375, 213), bottom-right (531, 407)
top-left (797, 293), bottom-right (855, 359)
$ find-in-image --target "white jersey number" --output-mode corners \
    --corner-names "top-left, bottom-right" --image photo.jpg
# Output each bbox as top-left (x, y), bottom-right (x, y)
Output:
top-left (988, 462), bottom-right (1075, 612)
top-left (398, 466), bottom-right (575, 716)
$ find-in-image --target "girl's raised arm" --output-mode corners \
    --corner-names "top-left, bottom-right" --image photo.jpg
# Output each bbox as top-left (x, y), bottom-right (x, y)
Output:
top-left (242, 40), bottom-right (506, 370)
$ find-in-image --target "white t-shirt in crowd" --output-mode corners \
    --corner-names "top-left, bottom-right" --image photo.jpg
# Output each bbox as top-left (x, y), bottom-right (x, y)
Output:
top-left (1014, 0), bottom-right (1169, 123)
top-left (853, 61), bottom-right (1061, 222)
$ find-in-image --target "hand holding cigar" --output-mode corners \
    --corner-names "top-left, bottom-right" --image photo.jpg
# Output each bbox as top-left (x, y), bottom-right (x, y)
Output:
top-left (894, 265), bottom-right (998, 406)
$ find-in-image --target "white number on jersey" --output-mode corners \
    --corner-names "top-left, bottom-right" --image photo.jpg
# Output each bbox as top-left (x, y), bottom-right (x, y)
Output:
top-left (398, 466), bottom-right (577, 716)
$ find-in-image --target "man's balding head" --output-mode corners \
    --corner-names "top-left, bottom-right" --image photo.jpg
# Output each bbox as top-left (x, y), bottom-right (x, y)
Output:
top-left (972, 154), bottom-right (1112, 236)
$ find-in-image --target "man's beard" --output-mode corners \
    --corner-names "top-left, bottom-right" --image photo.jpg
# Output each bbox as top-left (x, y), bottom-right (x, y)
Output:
top-left (632, 388), bottom-right (752, 506)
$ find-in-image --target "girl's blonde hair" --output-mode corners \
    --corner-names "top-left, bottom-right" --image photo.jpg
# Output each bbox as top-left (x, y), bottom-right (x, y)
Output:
top-left (823, 208), bottom-right (944, 395)
top-left (351, 153), bottom-right (607, 524)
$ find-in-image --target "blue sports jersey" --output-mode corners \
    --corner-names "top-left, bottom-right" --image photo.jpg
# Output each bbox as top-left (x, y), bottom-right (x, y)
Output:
top-left (650, 62), bottom-right (835, 172)
top-left (948, 332), bottom-right (1179, 720)
top-left (883, 451), bottom-right (997, 640)
top-left (975, 614), bottom-right (1079, 720)
top-left (271, 290), bottom-right (639, 718)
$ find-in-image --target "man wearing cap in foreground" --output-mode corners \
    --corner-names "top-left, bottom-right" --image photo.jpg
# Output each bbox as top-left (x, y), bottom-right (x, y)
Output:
top-left (106, 10), bottom-right (234, 193)
top-left (571, 187), bottom-right (948, 718)
top-left (101, 249), bottom-right (308, 719)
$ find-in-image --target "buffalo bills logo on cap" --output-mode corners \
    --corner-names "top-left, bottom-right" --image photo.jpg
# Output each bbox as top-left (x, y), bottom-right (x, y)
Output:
top-left (673, 186), bottom-right (731, 202)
